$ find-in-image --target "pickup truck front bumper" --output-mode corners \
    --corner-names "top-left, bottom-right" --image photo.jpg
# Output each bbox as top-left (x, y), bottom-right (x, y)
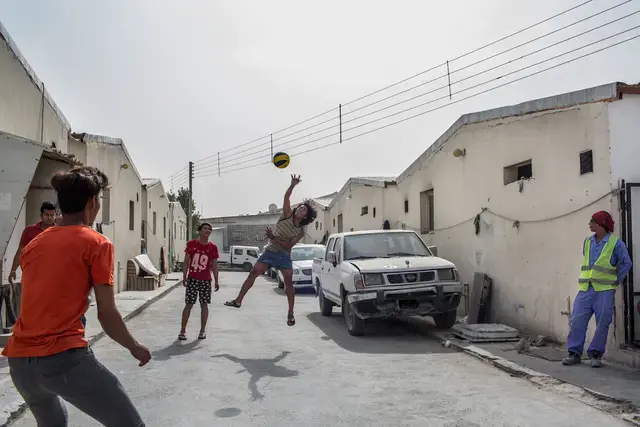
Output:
top-left (347, 284), bottom-right (462, 319)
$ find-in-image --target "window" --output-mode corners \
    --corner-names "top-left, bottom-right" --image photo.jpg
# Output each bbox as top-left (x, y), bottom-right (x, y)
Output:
top-left (334, 237), bottom-right (343, 262)
top-left (149, 201), bottom-right (151, 208)
top-left (373, 207), bottom-right (376, 218)
top-left (580, 150), bottom-right (593, 175)
top-left (316, 221), bottom-right (319, 230)
top-left (174, 223), bottom-right (177, 238)
top-left (320, 222), bottom-right (322, 230)
top-left (101, 188), bottom-right (111, 224)
top-left (129, 201), bottom-right (135, 231)
top-left (333, 218), bottom-right (336, 227)
top-left (337, 214), bottom-right (343, 233)
top-left (344, 232), bottom-right (431, 260)
top-left (234, 248), bottom-right (243, 255)
top-left (136, 193), bottom-right (139, 202)
top-left (361, 206), bottom-right (369, 216)
top-left (404, 200), bottom-right (409, 213)
top-left (153, 212), bottom-right (157, 235)
top-left (504, 159), bottom-right (533, 185)
top-left (247, 249), bottom-right (258, 258)
top-left (325, 238), bottom-right (336, 260)
top-left (420, 189), bottom-right (434, 233)
top-left (163, 216), bottom-right (166, 238)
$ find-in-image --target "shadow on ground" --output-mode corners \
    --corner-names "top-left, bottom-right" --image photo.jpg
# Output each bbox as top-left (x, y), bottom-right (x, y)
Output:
top-left (152, 339), bottom-right (202, 361)
top-left (307, 312), bottom-right (454, 355)
top-left (272, 287), bottom-right (317, 297)
top-left (211, 351), bottom-right (299, 401)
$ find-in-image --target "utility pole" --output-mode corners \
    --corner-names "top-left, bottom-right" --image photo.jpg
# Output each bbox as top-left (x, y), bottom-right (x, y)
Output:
top-left (188, 161), bottom-right (193, 240)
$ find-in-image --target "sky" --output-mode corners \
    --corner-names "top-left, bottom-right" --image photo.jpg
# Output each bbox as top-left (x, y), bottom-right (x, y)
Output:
top-left (1, 0), bottom-right (639, 217)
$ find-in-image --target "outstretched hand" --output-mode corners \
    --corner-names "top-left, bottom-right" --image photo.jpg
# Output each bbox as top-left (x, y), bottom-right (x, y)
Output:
top-left (290, 174), bottom-right (302, 187)
top-left (265, 227), bottom-right (275, 240)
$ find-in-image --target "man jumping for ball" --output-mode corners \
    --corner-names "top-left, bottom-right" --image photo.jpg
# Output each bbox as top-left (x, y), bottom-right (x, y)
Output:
top-left (224, 174), bottom-right (317, 326)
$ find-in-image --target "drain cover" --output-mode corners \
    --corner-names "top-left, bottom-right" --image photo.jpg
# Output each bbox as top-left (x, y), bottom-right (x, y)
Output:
top-left (452, 323), bottom-right (520, 342)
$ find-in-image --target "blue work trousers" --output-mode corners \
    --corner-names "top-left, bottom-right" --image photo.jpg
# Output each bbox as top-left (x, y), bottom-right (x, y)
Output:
top-left (567, 285), bottom-right (615, 357)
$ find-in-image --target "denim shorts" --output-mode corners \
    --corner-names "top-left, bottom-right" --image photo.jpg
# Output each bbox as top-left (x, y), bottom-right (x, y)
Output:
top-left (258, 250), bottom-right (292, 270)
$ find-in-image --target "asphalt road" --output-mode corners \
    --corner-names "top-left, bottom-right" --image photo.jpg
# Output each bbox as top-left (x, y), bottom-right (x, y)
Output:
top-left (12, 272), bottom-right (627, 426)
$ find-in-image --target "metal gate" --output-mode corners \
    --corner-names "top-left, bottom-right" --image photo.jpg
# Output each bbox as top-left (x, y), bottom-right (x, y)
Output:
top-left (623, 181), bottom-right (640, 346)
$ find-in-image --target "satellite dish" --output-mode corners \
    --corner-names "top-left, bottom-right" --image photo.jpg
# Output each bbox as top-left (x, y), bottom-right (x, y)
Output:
top-left (268, 203), bottom-right (278, 213)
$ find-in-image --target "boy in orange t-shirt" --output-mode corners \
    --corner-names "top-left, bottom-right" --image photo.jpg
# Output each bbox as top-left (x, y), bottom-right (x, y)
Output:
top-left (3, 166), bottom-right (151, 426)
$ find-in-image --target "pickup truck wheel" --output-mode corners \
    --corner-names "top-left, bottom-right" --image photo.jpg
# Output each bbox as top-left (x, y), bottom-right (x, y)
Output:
top-left (242, 262), bottom-right (252, 272)
top-left (277, 276), bottom-right (284, 289)
top-left (433, 310), bottom-right (457, 329)
top-left (318, 284), bottom-right (333, 316)
top-left (342, 294), bottom-right (365, 336)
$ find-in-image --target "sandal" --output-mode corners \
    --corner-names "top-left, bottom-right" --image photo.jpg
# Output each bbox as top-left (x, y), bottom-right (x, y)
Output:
top-left (178, 333), bottom-right (187, 341)
top-left (198, 332), bottom-right (206, 340)
top-left (224, 300), bottom-right (241, 308)
top-left (287, 313), bottom-right (295, 327)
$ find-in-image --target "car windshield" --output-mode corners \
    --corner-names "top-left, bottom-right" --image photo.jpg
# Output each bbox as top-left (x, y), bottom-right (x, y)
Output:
top-left (343, 233), bottom-right (432, 260)
top-left (291, 246), bottom-right (325, 261)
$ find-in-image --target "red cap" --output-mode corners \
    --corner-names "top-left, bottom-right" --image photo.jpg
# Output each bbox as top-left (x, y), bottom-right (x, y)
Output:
top-left (592, 211), bottom-right (614, 233)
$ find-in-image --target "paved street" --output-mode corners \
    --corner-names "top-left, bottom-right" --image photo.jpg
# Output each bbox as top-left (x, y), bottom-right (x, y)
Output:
top-left (11, 272), bottom-right (628, 426)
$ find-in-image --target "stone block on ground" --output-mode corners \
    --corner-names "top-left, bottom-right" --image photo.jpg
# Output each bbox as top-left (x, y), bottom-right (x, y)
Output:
top-left (452, 323), bottom-right (520, 343)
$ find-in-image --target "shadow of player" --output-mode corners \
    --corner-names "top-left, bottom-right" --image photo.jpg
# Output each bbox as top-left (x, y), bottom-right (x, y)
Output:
top-left (212, 351), bottom-right (299, 400)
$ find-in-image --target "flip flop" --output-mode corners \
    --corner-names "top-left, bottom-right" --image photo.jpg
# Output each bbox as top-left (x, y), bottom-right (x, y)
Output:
top-left (287, 313), bottom-right (295, 327)
top-left (224, 300), bottom-right (241, 308)
top-left (198, 332), bottom-right (207, 340)
top-left (178, 333), bottom-right (187, 341)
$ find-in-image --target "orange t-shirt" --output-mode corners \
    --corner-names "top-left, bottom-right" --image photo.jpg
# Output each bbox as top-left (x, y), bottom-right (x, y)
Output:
top-left (2, 225), bottom-right (114, 358)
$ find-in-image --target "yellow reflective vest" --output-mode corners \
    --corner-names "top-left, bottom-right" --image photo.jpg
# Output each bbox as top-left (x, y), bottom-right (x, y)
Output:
top-left (578, 234), bottom-right (618, 292)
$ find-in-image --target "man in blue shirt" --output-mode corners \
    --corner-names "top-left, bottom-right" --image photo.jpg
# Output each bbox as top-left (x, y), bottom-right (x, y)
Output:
top-left (563, 210), bottom-right (632, 368)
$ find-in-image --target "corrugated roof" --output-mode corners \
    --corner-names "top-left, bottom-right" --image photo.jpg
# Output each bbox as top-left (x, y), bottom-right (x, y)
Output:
top-left (328, 176), bottom-right (397, 209)
top-left (0, 20), bottom-right (71, 131)
top-left (71, 132), bottom-right (143, 184)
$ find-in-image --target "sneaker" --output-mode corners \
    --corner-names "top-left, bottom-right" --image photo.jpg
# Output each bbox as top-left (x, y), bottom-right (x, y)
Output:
top-left (590, 357), bottom-right (603, 368)
top-left (562, 354), bottom-right (582, 365)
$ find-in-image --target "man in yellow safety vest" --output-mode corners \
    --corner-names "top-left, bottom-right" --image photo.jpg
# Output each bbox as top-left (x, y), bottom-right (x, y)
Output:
top-left (563, 210), bottom-right (631, 368)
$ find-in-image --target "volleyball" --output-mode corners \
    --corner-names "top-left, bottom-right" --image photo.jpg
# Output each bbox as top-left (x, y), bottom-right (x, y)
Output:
top-left (273, 152), bottom-right (290, 169)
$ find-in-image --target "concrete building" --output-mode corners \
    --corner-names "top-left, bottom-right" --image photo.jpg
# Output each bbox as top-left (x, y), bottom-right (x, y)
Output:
top-left (306, 193), bottom-right (336, 244)
top-left (141, 178), bottom-right (171, 273)
top-left (0, 20), bottom-right (76, 286)
top-left (325, 83), bottom-right (639, 359)
top-left (168, 201), bottom-right (188, 269)
top-left (202, 204), bottom-right (282, 250)
top-left (325, 177), bottom-right (398, 235)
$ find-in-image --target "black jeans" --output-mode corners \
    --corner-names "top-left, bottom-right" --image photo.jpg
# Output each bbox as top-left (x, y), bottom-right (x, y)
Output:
top-left (8, 347), bottom-right (144, 426)
top-left (80, 315), bottom-right (86, 328)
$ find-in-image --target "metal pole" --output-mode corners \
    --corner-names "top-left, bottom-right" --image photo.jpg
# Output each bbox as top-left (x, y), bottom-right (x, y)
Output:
top-left (339, 104), bottom-right (342, 144)
top-left (188, 161), bottom-right (193, 240)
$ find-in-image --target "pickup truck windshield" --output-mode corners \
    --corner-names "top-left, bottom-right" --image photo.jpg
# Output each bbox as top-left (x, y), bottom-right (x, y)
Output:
top-left (343, 233), bottom-right (431, 260)
top-left (291, 246), bottom-right (325, 261)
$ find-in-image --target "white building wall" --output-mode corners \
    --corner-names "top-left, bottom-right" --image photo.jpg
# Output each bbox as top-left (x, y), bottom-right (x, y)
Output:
top-left (306, 205), bottom-right (330, 244)
top-left (609, 93), bottom-right (640, 344)
top-left (84, 142), bottom-right (144, 293)
top-left (327, 184), bottom-right (396, 234)
top-left (143, 182), bottom-right (170, 271)
top-left (394, 103), bottom-right (614, 344)
top-left (0, 25), bottom-right (69, 152)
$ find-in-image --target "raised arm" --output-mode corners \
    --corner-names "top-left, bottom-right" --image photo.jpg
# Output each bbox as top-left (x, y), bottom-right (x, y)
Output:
top-left (282, 174), bottom-right (301, 218)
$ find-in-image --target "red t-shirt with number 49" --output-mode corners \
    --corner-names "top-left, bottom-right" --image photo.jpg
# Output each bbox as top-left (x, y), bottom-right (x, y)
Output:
top-left (185, 240), bottom-right (219, 281)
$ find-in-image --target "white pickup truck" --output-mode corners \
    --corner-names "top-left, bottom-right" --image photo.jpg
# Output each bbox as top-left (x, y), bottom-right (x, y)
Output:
top-left (218, 245), bottom-right (260, 271)
top-left (312, 230), bottom-right (462, 336)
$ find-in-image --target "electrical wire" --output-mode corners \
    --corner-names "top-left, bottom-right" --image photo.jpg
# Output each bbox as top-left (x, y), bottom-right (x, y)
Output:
top-left (194, 23), bottom-right (640, 176)
top-left (196, 1), bottom-right (636, 171)
top-left (191, 0), bottom-right (597, 167)
top-left (193, 31), bottom-right (640, 179)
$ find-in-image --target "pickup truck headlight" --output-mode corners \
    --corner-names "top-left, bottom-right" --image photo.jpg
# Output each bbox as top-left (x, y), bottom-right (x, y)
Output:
top-left (354, 274), bottom-right (364, 290)
top-left (438, 268), bottom-right (457, 281)
top-left (363, 273), bottom-right (384, 286)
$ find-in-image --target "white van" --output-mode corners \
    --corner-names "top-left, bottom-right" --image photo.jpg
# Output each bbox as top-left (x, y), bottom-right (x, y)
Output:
top-left (218, 245), bottom-right (260, 271)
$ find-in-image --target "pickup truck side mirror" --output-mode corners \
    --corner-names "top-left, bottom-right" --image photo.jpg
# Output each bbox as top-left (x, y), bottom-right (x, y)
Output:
top-left (327, 251), bottom-right (337, 266)
top-left (428, 245), bottom-right (437, 257)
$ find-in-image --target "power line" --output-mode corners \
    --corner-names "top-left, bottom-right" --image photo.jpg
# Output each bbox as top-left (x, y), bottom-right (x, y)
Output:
top-left (192, 0), bottom-right (597, 166)
top-left (195, 0), bottom-right (634, 171)
top-left (193, 30), bottom-right (640, 179)
top-left (194, 17), bottom-right (640, 176)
